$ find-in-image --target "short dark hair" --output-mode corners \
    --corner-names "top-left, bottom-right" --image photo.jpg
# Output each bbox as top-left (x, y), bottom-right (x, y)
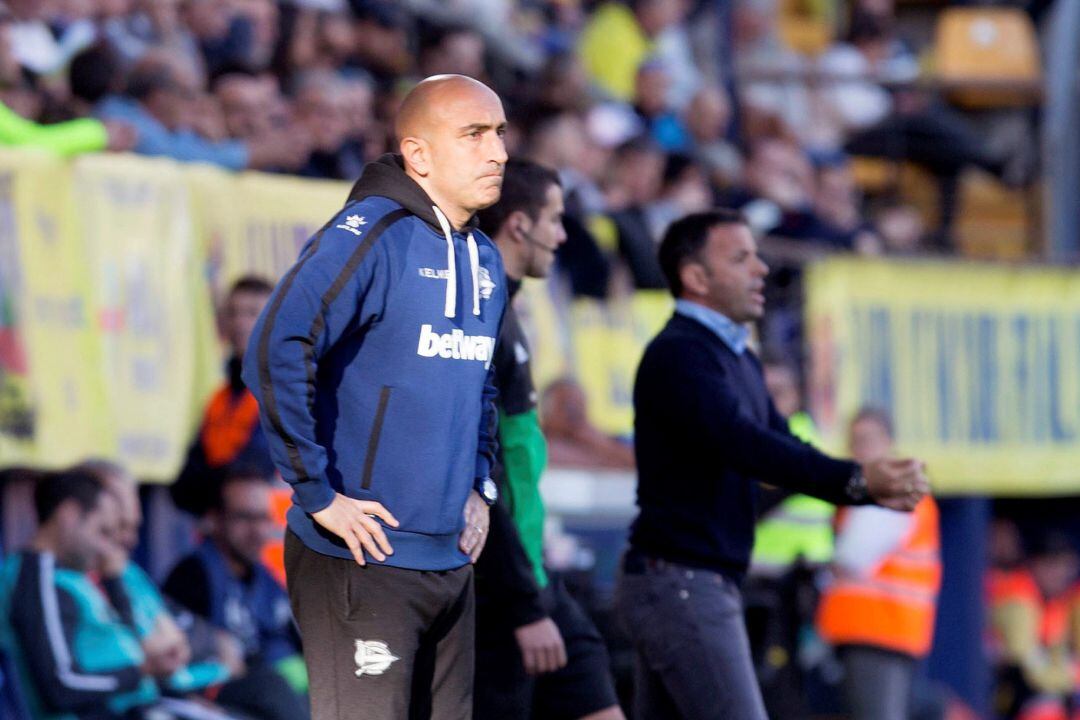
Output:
top-left (658, 209), bottom-right (748, 297)
top-left (851, 406), bottom-right (894, 439)
top-left (211, 467), bottom-right (270, 513)
top-left (126, 62), bottom-right (178, 101)
top-left (476, 158), bottom-right (561, 237)
top-left (34, 469), bottom-right (105, 524)
top-left (227, 275), bottom-right (275, 298)
top-left (69, 42), bottom-right (122, 104)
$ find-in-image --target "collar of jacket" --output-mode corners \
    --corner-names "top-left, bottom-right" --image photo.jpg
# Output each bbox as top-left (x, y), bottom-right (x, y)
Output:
top-left (345, 153), bottom-right (479, 234)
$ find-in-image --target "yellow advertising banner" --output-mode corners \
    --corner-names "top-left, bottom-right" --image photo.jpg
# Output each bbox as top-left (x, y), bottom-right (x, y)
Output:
top-left (72, 155), bottom-right (217, 479)
top-left (0, 150), bottom-right (110, 469)
top-left (806, 257), bottom-right (1080, 494)
top-left (191, 169), bottom-right (349, 291)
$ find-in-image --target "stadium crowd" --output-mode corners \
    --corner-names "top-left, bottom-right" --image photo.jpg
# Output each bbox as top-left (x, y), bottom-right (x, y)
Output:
top-left (0, 0), bottom-right (1040, 256)
top-left (0, 0), bottom-right (1071, 719)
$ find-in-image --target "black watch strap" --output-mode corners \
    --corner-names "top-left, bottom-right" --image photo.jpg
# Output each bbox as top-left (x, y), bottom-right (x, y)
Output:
top-left (845, 468), bottom-right (870, 503)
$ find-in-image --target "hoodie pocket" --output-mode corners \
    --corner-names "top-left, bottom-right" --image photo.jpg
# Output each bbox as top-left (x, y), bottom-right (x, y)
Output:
top-left (361, 386), bottom-right (392, 490)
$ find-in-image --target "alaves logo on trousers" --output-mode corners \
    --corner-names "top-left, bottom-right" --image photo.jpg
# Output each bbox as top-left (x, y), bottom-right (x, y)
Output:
top-left (354, 640), bottom-right (399, 677)
top-left (416, 324), bottom-right (496, 368)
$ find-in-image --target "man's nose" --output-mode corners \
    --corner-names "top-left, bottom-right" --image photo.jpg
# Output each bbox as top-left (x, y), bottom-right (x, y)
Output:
top-left (488, 133), bottom-right (508, 165)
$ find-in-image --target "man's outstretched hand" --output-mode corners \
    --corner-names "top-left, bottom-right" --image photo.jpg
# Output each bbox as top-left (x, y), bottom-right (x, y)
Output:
top-left (312, 493), bottom-right (399, 565)
top-left (863, 457), bottom-right (931, 511)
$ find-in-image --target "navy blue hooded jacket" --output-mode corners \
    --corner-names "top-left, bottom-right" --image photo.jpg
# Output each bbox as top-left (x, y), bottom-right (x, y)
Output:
top-left (243, 154), bottom-right (507, 571)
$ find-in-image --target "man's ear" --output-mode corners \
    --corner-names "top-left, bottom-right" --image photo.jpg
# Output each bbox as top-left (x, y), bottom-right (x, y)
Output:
top-left (679, 260), bottom-right (708, 296)
top-left (400, 136), bottom-right (430, 176)
top-left (507, 209), bottom-right (531, 242)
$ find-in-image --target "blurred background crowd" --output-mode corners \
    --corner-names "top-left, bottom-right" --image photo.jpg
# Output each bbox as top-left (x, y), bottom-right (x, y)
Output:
top-left (1, 0), bottom-right (1079, 718)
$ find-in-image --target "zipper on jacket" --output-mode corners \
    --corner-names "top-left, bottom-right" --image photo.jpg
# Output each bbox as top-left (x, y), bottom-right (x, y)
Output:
top-left (361, 386), bottom-right (392, 489)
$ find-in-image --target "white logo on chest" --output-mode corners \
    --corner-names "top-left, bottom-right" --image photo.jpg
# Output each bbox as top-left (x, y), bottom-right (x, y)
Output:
top-left (417, 324), bottom-right (496, 368)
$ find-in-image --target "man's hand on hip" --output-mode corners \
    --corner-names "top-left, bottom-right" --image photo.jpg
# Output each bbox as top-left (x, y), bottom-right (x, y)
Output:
top-left (459, 490), bottom-right (490, 562)
top-left (514, 617), bottom-right (567, 675)
top-left (863, 457), bottom-right (931, 511)
top-left (311, 493), bottom-right (398, 566)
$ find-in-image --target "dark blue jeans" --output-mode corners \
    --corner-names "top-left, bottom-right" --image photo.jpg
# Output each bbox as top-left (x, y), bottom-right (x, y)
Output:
top-left (614, 557), bottom-right (768, 720)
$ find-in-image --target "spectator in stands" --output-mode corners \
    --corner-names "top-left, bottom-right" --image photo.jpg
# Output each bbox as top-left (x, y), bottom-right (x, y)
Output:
top-left (349, 2), bottom-right (412, 82)
top-left (0, 469), bottom-right (241, 719)
top-left (84, 458), bottom-right (306, 720)
top-left (173, 275), bottom-right (277, 518)
top-left (578, 0), bottom-right (685, 103)
top-left (164, 472), bottom-right (308, 712)
top-left (988, 531), bottom-right (1080, 720)
top-left (101, 0), bottom-right (203, 70)
top-left (633, 59), bottom-right (689, 152)
top-left (525, 111), bottom-right (612, 298)
top-left (0, 470), bottom-right (156, 718)
top-left (418, 22), bottom-right (487, 80)
top-left (532, 53), bottom-right (592, 115)
top-left (817, 407), bottom-right (942, 720)
top-left (0, 33), bottom-right (134, 155)
top-left (607, 137), bottom-right (667, 288)
top-left (338, 75), bottom-right (378, 163)
top-left (733, 0), bottom-right (822, 148)
top-left (809, 152), bottom-right (883, 253)
top-left (819, 6), bottom-right (1015, 244)
top-left (685, 83), bottom-right (743, 188)
top-left (96, 51), bottom-right (304, 171)
top-left (721, 137), bottom-right (818, 238)
top-left (181, 0), bottom-right (257, 77)
top-left (214, 72), bottom-right (273, 141)
top-left (293, 70), bottom-right (364, 179)
top-left (0, 99), bottom-right (136, 154)
top-left (540, 377), bottom-right (635, 470)
top-left (6, 0), bottom-right (95, 78)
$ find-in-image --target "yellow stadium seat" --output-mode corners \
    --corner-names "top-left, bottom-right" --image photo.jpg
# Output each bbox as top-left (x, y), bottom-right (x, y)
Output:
top-left (954, 170), bottom-right (1039, 260)
top-left (933, 7), bottom-right (1041, 109)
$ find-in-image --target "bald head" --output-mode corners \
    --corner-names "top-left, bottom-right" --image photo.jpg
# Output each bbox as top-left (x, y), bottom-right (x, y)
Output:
top-left (394, 74), bottom-right (508, 229)
top-left (395, 74), bottom-right (501, 145)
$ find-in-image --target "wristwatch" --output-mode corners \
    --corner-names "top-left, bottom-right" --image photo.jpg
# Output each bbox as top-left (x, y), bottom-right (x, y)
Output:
top-left (845, 468), bottom-right (870, 503)
top-left (475, 477), bottom-right (498, 506)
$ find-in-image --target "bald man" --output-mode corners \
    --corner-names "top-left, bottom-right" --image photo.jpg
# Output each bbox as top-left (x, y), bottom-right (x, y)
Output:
top-left (244, 75), bottom-right (510, 719)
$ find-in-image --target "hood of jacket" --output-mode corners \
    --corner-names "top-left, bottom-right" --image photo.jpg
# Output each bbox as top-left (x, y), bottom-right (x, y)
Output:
top-left (346, 153), bottom-right (479, 233)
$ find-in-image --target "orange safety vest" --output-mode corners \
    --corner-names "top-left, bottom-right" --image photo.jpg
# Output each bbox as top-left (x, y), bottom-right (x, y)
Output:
top-left (817, 497), bottom-right (942, 657)
top-left (987, 568), bottom-right (1079, 653)
top-left (199, 385), bottom-right (262, 467)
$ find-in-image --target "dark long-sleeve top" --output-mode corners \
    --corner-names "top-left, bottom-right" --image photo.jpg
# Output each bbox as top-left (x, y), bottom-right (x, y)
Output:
top-left (628, 313), bottom-right (862, 581)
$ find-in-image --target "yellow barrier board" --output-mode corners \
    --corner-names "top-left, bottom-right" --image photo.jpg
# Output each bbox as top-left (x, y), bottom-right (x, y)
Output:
top-left (0, 151), bottom-right (110, 469)
top-left (806, 257), bottom-right (1080, 494)
top-left (72, 155), bottom-right (219, 479)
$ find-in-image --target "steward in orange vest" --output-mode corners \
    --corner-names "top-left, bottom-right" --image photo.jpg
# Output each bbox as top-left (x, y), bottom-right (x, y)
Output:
top-left (814, 407), bottom-right (942, 720)
top-left (817, 496), bottom-right (942, 658)
top-left (171, 277), bottom-right (289, 585)
top-left (988, 532), bottom-right (1080, 720)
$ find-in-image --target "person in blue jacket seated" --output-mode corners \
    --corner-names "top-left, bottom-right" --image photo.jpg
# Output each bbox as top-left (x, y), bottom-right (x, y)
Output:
top-left (164, 471), bottom-right (308, 717)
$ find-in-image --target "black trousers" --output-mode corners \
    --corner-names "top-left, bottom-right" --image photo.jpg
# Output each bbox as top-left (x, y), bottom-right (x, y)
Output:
top-left (284, 531), bottom-right (475, 720)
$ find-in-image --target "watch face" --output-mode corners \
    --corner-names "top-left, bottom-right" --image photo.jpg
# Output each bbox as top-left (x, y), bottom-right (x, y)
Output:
top-left (482, 478), bottom-right (498, 502)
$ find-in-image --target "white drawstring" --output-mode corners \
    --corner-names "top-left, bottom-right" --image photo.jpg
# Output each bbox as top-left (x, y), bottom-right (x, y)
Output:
top-left (432, 206), bottom-right (457, 318)
top-left (432, 206), bottom-right (482, 318)
top-left (466, 232), bottom-right (480, 316)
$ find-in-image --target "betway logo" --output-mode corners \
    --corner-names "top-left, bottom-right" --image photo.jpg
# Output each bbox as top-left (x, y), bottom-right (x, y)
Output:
top-left (417, 325), bottom-right (496, 368)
